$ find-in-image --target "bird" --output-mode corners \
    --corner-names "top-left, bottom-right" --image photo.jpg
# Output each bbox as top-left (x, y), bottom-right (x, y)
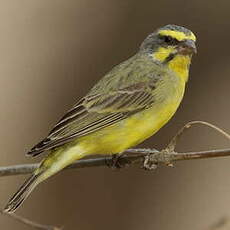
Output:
top-left (4, 24), bottom-right (197, 213)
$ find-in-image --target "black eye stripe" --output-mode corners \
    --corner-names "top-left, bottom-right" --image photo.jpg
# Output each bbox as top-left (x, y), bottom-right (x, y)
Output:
top-left (159, 35), bottom-right (179, 45)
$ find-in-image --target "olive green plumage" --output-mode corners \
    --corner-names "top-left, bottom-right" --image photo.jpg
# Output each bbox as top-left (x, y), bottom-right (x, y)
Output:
top-left (28, 53), bottom-right (167, 155)
top-left (4, 24), bottom-right (197, 213)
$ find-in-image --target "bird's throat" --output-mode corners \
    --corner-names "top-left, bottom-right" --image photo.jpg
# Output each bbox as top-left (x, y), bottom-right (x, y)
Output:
top-left (168, 55), bottom-right (191, 82)
top-left (152, 47), bottom-right (191, 82)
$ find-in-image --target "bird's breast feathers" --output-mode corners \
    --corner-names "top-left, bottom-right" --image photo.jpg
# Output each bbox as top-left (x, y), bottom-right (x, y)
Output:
top-left (77, 75), bottom-right (185, 154)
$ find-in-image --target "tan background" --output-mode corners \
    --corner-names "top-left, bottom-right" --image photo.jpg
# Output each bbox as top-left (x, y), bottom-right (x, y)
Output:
top-left (0, 0), bottom-right (230, 229)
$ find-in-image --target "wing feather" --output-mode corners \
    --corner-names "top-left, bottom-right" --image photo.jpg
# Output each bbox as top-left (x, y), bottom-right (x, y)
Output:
top-left (27, 81), bottom-right (155, 156)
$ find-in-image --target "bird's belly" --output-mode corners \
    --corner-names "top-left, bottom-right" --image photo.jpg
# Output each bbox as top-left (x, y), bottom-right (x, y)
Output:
top-left (77, 99), bottom-right (182, 155)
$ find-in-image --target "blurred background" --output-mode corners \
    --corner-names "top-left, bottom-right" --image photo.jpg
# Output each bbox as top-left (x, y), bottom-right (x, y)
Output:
top-left (0, 0), bottom-right (229, 229)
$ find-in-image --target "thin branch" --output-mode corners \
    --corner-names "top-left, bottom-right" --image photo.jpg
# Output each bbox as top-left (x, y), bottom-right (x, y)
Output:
top-left (1, 120), bottom-right (230, 176)
top-left (166, 121), bottom-right (230, 152)
top-left (1, 120), bottom-right (230, 230)
top-left (0, 210), bottom-right (61, 230)
top-left (143, 120), bottom-right (230, 169)
top-left (0, 148), bottom-right (230, 177)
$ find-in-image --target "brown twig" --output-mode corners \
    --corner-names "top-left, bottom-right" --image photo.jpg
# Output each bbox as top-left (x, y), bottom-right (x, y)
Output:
top-left (1, 148), bottom-right (230, 176)
top-left (143, 120), bottom-right (230, 169)
top-left (0, 121), bottom-right (230, 176)
top-left (0, 210), bottom-right (61, 230)
top-left (166, 121), bottom-right (230, 152)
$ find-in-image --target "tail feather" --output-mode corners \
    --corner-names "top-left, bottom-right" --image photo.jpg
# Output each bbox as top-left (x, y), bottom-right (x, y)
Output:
top-left (4, 174), bottom-right (40, 213)
top-left (4, 144), bottom-right (86, 213)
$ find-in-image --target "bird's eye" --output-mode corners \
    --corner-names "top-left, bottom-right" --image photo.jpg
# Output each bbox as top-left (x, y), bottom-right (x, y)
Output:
top-left (161, 36), bottom-right (178, 45)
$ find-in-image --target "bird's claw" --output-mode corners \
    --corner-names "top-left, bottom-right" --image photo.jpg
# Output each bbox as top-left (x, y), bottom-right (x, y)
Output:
top-left (143, 154), bottom-right (158, 170)
top-left (143, 150), bottom-right (174, 170)
top-left (106, 153), bottom-right (130, 169)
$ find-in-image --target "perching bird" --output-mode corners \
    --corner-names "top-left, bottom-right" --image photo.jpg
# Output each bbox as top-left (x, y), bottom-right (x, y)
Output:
top-left (4, 24), bottom-right (196, 213)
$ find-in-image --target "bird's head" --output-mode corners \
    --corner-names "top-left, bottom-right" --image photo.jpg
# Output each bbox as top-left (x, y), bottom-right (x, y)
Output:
top-left (140, 24), bottom-right (197, 81)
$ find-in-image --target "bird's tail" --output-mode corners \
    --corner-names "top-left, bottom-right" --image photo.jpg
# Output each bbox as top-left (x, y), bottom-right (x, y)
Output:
top-left (4, 144), bottom-right (86, 213)
top-left (3, 172), bottom-right (41, 213)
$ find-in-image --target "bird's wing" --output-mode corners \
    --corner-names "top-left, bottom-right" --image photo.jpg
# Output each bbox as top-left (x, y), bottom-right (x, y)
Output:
top-left (28, 81), bottom-right (156, 156)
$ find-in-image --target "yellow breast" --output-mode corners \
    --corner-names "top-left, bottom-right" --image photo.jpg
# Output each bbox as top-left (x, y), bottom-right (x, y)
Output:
top-left (78, 76), bottom-right (185, 155)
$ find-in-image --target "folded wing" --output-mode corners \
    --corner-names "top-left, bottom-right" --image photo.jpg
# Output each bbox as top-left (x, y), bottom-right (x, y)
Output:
top-left (27, 82), bottom-right (155, 156)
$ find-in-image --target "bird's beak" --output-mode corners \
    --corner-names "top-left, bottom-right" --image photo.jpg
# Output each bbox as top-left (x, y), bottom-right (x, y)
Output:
top-left (177, 39), bottom-right (197, 55)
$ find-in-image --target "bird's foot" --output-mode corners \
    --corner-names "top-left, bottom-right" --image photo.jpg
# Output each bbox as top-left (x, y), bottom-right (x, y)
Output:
top-left (143, 153), bottom-right (158, 170)
top-left (106, 153), bottom-right (130, 169)
top-left (143, 149), bottom-right (174, 170)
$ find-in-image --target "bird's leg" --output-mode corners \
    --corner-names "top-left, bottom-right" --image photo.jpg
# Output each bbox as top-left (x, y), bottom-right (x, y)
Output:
top-left (106, 153), bottom-right (131, 169)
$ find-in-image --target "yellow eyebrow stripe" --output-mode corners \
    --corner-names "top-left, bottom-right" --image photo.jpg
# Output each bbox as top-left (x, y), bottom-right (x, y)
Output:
top-left (159, 30), bottom-right (196, 41)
